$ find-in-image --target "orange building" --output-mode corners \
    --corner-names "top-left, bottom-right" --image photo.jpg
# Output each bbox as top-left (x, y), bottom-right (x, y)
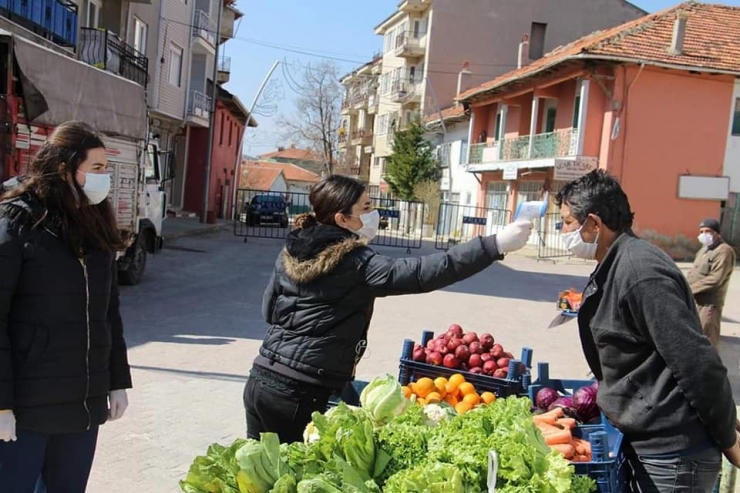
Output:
top-left (457, 2), bottom-right (740, 257)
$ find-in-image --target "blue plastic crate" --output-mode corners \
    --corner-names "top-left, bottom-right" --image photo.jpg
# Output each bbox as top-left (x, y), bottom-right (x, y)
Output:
top-left (526, 361), bottom-right (595, 400)
top-left (572, 419), bottom-right (625, 493)
top-left (398, 330), bottom-right (534, 398)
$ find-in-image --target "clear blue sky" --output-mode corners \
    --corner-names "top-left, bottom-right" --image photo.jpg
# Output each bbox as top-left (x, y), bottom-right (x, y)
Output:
top-left (223, 0), bottom-right (740, 156)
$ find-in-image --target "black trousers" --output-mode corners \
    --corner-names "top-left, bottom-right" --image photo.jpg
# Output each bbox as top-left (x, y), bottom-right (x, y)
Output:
top-left (243, 367), bottom-right (336, 444)
top-left (0, 426), bottom-right (99, 493)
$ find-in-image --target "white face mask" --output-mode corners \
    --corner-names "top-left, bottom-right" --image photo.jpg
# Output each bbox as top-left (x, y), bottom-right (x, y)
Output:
top-left (698, 232), bottom-right (715, 247)
top-left (352, 210), bottom-right (380, 241)
top-left (561, 222), bottom-right (599, 260)
top-left (80, 172), bottom-right (111, 205)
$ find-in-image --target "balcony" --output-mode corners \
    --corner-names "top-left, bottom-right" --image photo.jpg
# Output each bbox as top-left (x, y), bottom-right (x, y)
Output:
top-left (187, 89), bottom-right (211, 126)
top-left (78, 28), bottom-right (148, 86)
top-left (0, 0), bottom-right (78, 47)
top-left (394, 31), bottom-right (425, 58)
top-left (338, 132), bottom-right (348, 148)
top-left (192, 9), bottom-right (216, 49)
top-left (351, 128), bottom-right (373, 146)
top-left (341, 98), bottom-right (356, 115)
top-left (217, 56), bottom-right (231, 84)
top-left (367, 92), bottom-right (378, 114)
top-left (468, 128), bottom-right (578, 166)
top-left (389, 79), bottom-right (422, 105)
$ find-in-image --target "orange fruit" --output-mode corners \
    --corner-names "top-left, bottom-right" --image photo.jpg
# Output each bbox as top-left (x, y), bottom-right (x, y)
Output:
top-left (413, 378), bottom-right (435, 398)
top-left (426, 392), bottom-right (442, 404)
top-left (417, 398), bottom-right (426, 406)
top-left (481, 392), bottom-right (496, 405)
top-left (445, 381), bottom-right (460, 397)
top-left (434, 377), bottom-right (448, 397)
top-left (459, 382), bottom-right (476, 397)
top-left (449, 373), bottom-right (466, 388)
top-left (462, 393), bottom-right (481, 407)
top-left (401, 386), bottom-right (412, 399)
top-left (444, 394), bottom-right (459, 407)
top-left (455, 401), bottom-right (473, 414)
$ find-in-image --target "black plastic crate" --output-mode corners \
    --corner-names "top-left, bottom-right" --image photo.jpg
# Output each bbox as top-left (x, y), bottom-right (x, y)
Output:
top-left (327, 379), bottom-right (368, 409)
top-left (398, 330), bottom-right (534, 397)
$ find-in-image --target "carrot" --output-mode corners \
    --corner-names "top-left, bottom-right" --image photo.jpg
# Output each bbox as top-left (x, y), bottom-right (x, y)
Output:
top-left (536, 422), bottom-right (565, 435)
top-left (550, 443), bottom-right (575, 459)
top-left (532, 407), bottom-right (564, 426)
top-left (572, 454), bottom-right (591, 463)
top-left (556, 418), bottom-right (577, 429)
top-left (572, 438), bottom-right (592, 457)
top-left (544, 429), bottom-right (573, 446)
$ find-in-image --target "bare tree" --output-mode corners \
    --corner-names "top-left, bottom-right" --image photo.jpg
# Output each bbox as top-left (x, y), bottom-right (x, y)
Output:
top-left (278, 60), bottom-right (343, 175)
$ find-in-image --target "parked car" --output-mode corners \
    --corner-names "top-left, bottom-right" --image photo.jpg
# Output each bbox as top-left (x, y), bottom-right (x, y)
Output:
top-left (242, 194), bottom-right (289, 227)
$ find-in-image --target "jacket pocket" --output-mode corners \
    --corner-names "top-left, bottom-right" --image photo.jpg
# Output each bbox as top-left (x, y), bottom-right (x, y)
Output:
top-left (14, 324), bottom-right (49, 365)
top-left (625, 375), bottom-right (654, 413)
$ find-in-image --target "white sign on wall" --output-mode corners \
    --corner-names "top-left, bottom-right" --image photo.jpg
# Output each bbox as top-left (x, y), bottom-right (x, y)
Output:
top-left (677, 175), bottom-right (730, 201)
top-left (502, 163), bottom-right (518, 180)
top-left (553, 157), bottom-right (598, 181)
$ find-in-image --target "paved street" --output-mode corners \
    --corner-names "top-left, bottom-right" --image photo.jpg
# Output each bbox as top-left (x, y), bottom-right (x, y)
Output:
top-left (87, 231), bottom-right (740, 492)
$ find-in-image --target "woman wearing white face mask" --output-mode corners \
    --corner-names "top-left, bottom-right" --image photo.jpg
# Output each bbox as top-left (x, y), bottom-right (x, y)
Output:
top-left (0, 121), bottom-right (132, 492)
top-left (244, 174), bottom-right (533, 443)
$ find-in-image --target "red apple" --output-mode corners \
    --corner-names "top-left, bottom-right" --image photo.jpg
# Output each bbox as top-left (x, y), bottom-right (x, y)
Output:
top-left (447, 324), bottom-right (464, 338)
top-left (447, 338), bottom-right (463, 351)
top-left (469, 367), bottom-right (484, 374)
top-left (438, 344), bottom-right (449, 355)
top-left (496, 357), bottom-right (511, 370)
top-left (428, 351), bottom-right (443, 366)
top-left (426, 339), bottom-right (437, 350)
top-left (480, 353), bottom-right (493, 363)
top-left (412, 348), bottom-right (426, 362)
top-left (491, 344), bottom-right (504, 358)
top-left (504, 351), bottom-right (515, 359)
top-left (455, 345), bottom-right (470, 361)
top-left (468, 353), bottom-right (483, 368)
top-left (480, 333), bottom-right (495, 350)
top-left (462, 332), bottom-right (479, 345)
top-left (493, 368), bottom-right (508, 379)
top-left (483, 360), bottom-right (497, 375)
top-left (443, 354), bottom-right (460, 369)
top-left (469, 341), bottom-right (484, 355)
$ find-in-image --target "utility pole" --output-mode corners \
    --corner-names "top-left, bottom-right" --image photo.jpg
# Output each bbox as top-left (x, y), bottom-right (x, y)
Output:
top-left (201, 0), bottom-right (224, 223)
top-left (229, 60), bottom-right (280, 220)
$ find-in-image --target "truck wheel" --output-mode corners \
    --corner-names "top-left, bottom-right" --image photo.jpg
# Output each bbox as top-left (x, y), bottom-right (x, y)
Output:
top-left (119, 238), bottom-right (147, 286)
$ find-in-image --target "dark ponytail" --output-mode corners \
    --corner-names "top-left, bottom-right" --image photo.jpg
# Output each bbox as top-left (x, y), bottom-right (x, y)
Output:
top-left (304, 175), bottom-right (365, 227)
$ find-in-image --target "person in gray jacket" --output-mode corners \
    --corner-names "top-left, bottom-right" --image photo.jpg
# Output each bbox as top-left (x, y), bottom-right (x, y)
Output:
top-left (556, 170), bottom-right (739, 492)
top-left (244, 174), bottom-right (533, 443)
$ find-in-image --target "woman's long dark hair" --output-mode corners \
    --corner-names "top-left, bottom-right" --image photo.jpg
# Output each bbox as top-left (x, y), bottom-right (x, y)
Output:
top-left (1, 121), bottom-right (124, 254)
top-left (294, 175), bottom-right (366, 229)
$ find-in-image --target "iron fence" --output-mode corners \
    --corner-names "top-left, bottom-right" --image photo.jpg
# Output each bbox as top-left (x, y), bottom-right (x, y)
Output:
top-left (434, 203), bottom-right (511, 250)
top-left (536, 212), bottom-right (570, 261)
top-left (234, 189), bottom-right (425, 252)
top-left (78, 28), bottom-right (148, 86)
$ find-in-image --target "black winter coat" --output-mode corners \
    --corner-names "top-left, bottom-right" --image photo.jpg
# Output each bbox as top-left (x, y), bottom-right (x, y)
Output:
top-left (0, 195), bottom-right (132, 434)
top-left (257, 224), bottom-right (502, 389)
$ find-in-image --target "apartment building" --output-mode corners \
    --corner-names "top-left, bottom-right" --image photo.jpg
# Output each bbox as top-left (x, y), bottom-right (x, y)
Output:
top-left (339, 55), bottom-right (382, 183)
top-left (457, 2), bottom-right (740, 254)
top-left (364, 0), bottom-right (646, 192)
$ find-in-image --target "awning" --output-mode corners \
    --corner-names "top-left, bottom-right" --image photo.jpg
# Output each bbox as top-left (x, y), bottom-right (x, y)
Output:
top-left (11, 34), bottom-right (147, 140)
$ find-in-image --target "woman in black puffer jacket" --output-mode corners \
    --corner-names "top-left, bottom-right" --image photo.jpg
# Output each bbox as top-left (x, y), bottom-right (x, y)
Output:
top-left (0, 121), bottom-right (132, 492)
top-left (244, 175), bottom-right (533, 443)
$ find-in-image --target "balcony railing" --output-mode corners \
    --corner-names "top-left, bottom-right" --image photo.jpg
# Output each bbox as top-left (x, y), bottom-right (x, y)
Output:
top-left (188, 90), bottom-right (211, 119)
top-left (351, 129), bottom-right (373, 143)
top-left (78, 28), bottom-right (149, 86)
top-left (468, 128), bottom-right (579, 165)
top-left (1, 0), bottom-right (78, 47)
top-left (192, 9), bottom-right (216, 46)
top-left (394, 31), bottom-right (425, 57)
top-left (218, 56), bottom-right (231, 73)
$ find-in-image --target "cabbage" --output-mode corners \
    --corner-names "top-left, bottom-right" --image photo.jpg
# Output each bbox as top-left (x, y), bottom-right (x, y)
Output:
top-left (548, 396), bottom-right (573, 412)
top-left (535, 387), bottom-right (559, 410)
top-left (572, 385), bottom-right (599, 422)
top-left (360, 375), bottom-right (409, 426)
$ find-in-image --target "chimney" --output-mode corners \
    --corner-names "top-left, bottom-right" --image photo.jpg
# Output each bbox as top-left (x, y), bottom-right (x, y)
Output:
top-left (669, 11), bottom-right (688, 55)
top-left (518, 34), bottom-right (530, 69)
top-left (456, 61), bottom-right (472, 102)
top-left (277, 146), bottom-right (286, 152)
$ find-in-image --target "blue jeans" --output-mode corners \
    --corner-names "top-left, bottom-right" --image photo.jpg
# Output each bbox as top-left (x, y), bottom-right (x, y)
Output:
top-left (626, 446), bottom-right (721, 493)
top-left (0, 427), bottom-right (99, 493)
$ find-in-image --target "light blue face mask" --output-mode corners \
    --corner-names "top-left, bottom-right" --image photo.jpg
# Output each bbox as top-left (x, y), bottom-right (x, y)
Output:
top-left (78, 171), bottom-right (111, 205)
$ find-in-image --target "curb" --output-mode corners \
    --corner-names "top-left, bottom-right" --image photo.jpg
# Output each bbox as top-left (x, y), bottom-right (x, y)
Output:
top-left (163, 224), bottom-right (231, 240)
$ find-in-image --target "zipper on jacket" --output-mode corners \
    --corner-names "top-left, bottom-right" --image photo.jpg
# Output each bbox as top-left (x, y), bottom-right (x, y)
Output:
top-left (79, 256), bottom-right (92, 431)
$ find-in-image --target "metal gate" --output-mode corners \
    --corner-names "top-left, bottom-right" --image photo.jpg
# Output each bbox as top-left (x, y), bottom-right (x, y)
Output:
top-left (536, 212), bottom-right (570, 261)
top-left (434, 202), bottom-right (511, 250)
top-left (233, 188), bottom-right (425, 253)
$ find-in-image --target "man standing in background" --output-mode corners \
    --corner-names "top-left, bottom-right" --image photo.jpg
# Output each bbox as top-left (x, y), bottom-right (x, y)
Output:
top-left (687, 218), bottom-right (736, 347)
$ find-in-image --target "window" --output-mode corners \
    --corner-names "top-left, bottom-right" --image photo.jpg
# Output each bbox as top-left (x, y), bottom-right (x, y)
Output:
top-left (572, 95), bottom-right (581, 128)
top-left (133, 17), bottom-right (147, 54)
top-left (168, 45), bottom-right (183, 87)
top-left (529, 22), bottom-right (547, 60)
top-left (86, 0), bottom-right (100, 28)
top-left (545, 107), bottom-right (557, 133)
top-left (228, 119), bottom-right (233, 146)
top-left (219, 113), bottom-right (225, 145)
top-left (377, 114), bottom-right (390, 136)
top-left (732, 98), bottom-right (740, 136)
top-left (373, 157), bottom-right (381, 167)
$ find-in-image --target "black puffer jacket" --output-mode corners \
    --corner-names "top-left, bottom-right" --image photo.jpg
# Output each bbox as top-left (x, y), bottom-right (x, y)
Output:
top-left (0, 194), bottom-right (132, 434)
top-left (256, 224), bottom-right (502, 389)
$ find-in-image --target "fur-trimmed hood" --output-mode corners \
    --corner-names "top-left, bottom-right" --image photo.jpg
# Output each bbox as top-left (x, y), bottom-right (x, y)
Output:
top-left (282, 236), bottom-right (366, 284)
